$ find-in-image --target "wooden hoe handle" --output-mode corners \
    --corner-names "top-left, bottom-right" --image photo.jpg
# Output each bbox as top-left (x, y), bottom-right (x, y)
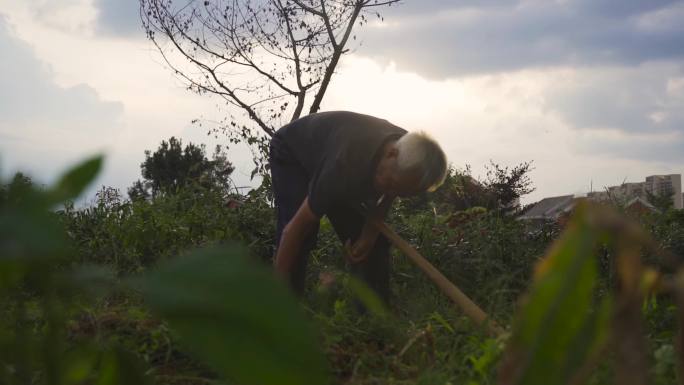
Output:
top-left (371, 218), bottom-right (504, 337)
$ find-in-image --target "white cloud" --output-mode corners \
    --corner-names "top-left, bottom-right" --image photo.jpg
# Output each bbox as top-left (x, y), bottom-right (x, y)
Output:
top-left (544, 62), bottom-right (684, 134)
top-left (93, 0), bottom-right (142, 37)
top-left (0, 16), bottom-right (123, 185)
top-left (22, 0), bottom-right (97, 35)
top-left (360, 0), bottom-right (684, 78)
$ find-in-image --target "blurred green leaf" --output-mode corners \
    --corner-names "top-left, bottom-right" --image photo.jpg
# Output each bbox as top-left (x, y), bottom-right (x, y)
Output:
top-left (136, 245), bottom-right (329, 385)
top-left (500, 204), bottom-right (612, 385)
top-left (58, 265), bottom-right (118, 298)
top-left (96, 348), bottom-right (150, 385)
top-left (0, 178), bottom-right (69, 289)
top-left (61, 346), bottom-right (98, 384)
top-left (52, 155), bottom-right (103, 203)
top-left (654, 343), bottom-right (676, 384)
top-left (429, 312), bottom-right (455, 334)
top-left (346, 275), bottom-right (388, 318)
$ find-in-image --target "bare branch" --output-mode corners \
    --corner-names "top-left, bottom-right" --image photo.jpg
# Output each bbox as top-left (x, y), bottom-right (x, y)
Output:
top-left (319, 0), bottom-right (338, 48)
top-left (140, 0), bottom-right (398, 156)
top-left (309, 1), bottom-right (363, 114)
top-left (274, 0), bottom-right (308, 121)
top-left (362, 0), bottom-right (402, 7)
top-left (148, 1), bottom-right (275, 135)
top-left (291, 0), bottom-right (324, 16)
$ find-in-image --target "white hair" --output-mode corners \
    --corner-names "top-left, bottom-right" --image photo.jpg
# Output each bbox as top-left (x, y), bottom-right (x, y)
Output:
top-left (395, 131), bottom-right (448, 192)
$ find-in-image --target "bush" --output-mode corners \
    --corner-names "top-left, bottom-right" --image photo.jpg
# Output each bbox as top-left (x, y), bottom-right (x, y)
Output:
top-left (61, 180), bottom-right (275, 274)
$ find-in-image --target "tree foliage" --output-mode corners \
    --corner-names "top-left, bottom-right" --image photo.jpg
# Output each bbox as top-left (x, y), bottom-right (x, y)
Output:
top-left (128, 137), bottom-right (234, 199)
top-left (646, 190), bottom-right (674, 212)
top-left (484, 161), bottom-right (535, 213)
top-left (402, 162), bottom-right (535, 218)
top-left (0, 172), bottom-right (34, 206)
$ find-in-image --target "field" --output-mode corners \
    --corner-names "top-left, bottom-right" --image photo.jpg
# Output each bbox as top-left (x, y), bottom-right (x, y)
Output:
top-left (1, 155), bottom-right (683, 385)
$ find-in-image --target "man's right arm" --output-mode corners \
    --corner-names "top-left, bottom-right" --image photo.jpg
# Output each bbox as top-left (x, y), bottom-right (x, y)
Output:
top-left (274, 197), bottom-right (320, 280)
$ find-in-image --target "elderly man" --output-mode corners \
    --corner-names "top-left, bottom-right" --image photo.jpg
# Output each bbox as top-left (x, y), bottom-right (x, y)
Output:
top-left (269, 111), bottom-right (447, 301)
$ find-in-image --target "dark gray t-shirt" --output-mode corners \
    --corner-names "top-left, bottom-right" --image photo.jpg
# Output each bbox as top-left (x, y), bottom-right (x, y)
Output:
top-left (274, 111), bottom-right (407, 217)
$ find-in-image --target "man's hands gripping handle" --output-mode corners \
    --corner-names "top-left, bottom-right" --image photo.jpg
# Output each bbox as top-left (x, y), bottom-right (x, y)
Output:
top-left (344, 236), bottom-right (376, 264)
top-left (344, 195), bottom-right (394, 264)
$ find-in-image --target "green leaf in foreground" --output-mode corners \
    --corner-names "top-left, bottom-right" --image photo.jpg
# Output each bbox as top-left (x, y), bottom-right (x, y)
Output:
top-left (137, 245), bottom-right (329, 385)
top-left (52, 155), bottom-right (103, 203)
top-left (499, 203), bottom-right (612, 385)
top-left (346, 275), bottom-right (388, 318)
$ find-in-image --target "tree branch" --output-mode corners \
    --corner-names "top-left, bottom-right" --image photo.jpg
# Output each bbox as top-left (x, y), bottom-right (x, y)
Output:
top-left (308, 1), bottom-right (363, 114)
top-left (152, 4), bottom-right (275, 135)
top-left (291, 0), bottom-right (324, 16)
top-left (274, 0), bottom-right (308, 121)
top-left (141, 0), bottom-right (400, 151)
top-left (362, 0), bottom-right (402, 7)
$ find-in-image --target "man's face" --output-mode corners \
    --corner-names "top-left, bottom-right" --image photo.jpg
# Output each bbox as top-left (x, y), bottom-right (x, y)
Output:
top-left (373, 142), bottom-right (424, 198)
top-left (386, 168), bottom-right (423, 198)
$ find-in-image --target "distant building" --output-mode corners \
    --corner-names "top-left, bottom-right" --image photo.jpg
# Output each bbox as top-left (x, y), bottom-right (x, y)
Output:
top-left (518, 195), bottom-right (577, 222)
top-left (645, 174), bottom-right (682, 209)
top-left (520, 173), bottom-right (681, 223)
top-left (520, 195), bottom-right (658, 223)
top-left (587, 174), bottom-right (682, 209)
top-left (623, 196), bottom-right (657, 215)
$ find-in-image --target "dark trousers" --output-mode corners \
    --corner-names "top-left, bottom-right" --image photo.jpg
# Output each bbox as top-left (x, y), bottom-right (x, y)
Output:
top-left (269, 136), bottom-right (390, 302)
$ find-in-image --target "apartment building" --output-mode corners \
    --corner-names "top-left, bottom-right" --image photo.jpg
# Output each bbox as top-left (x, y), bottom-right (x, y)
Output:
top-left (587, 174), bottom-right (682, 209)
top-left (645, 174), bottom-right (682, 209)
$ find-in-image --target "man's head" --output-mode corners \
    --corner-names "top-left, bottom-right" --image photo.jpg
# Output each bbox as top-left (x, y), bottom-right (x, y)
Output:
top-left (374, 131), bottom-right (447, 197)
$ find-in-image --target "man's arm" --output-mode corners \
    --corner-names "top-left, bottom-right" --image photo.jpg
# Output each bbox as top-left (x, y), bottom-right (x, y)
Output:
top-left (347, 195), bottom-right (395, 263)
top-left (275, 197), bottom-right (320, 279)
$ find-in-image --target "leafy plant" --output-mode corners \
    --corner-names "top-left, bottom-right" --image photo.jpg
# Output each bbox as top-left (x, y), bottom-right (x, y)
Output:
top-left (30, 148), bottom-right (684, 385)
top-left (499, 202), bottom-right (682, 385)
top-left (0, 155), bottom-right (146, 385)
top-left (136, 245), bottom-right (329, 385)
top-left (2, 155), bottom-right (328, 385)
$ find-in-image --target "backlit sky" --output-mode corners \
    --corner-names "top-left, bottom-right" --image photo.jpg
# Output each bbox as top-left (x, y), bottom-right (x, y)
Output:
top-left (1, 0), bottom-right (683, 204)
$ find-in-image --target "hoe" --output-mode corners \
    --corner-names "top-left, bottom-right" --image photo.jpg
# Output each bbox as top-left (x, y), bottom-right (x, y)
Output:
top-left (370, 217), bottom-right (505, 337)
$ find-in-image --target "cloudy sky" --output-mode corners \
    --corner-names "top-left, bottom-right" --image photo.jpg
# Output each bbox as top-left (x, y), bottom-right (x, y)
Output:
top-left (0, 0), bottom-right (682, 204)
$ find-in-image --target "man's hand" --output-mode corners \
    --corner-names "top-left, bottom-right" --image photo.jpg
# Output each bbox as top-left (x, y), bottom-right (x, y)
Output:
top-left (345, 196), bottom-right (395, 264)
top-left (344, 236), bottom-right (375, 264)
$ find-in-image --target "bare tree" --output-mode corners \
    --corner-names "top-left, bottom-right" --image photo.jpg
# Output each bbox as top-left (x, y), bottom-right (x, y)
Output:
top-left (140, 0), bottom-right (401, 163)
